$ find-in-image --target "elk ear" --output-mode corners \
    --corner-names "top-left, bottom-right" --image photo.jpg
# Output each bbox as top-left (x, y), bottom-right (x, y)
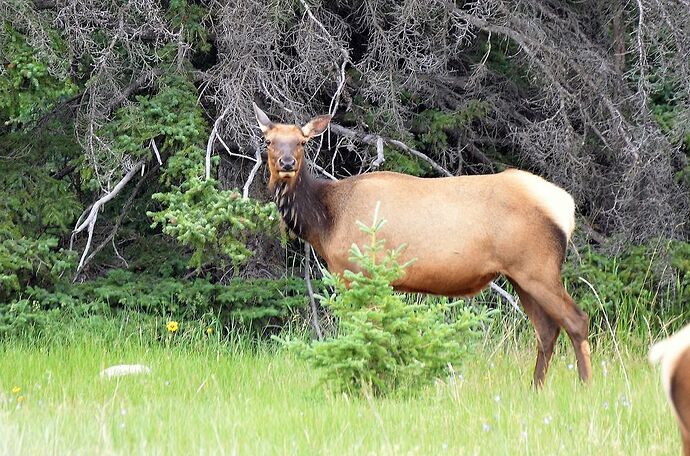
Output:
top-left (253, 102), bottom-right (273, 133)
top-left (301, 115), bottom-right (332, 139)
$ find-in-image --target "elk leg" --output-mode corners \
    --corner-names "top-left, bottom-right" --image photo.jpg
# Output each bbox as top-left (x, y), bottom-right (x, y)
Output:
top-left (511, 280), bottom-right (560, 388)
top-left (513, 277), bottom-right (592, 383)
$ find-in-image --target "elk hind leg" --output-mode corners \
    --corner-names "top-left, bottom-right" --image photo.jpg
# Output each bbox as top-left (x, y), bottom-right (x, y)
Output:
top-left (511, 281), bottom-right (560, 388)
top-left (515, 276), bottom-right (592, 383)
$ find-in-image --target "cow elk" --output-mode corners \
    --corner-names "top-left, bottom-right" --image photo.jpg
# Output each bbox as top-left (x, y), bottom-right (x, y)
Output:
top-left (649, 323), bottom-right (690, 455)
top-left (253, 103), bottom-right (592, 387)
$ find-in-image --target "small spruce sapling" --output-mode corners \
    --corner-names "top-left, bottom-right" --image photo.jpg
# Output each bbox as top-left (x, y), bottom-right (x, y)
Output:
top-left (296, 203), bottom-right (488, 396)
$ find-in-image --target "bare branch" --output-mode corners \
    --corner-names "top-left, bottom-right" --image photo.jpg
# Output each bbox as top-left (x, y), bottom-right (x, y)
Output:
top-left (242, 146), bottom-right (262, 199)
top-left (78, 162), bottom-right (159, 271)
top-left (329, 123), bottom-right (453, 177)
top-left (489, 282), bottom-right (523, 316)
top-left (150, 139), bottom-right (162, 165)
top-left (71, 161), bottom-right (146, 274)
top-left (304, 241), bottom-right (324, 340)
top-left (206, 106), bottom-right (231, 180)
top-left (372, 136), bottom-right (385, 168)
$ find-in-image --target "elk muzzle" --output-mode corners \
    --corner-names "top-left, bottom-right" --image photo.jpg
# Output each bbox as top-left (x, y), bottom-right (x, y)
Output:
top-left (277, 156), bottom-right (297, 178)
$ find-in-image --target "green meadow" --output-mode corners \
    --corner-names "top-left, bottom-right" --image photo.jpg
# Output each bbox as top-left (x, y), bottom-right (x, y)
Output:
top-left (0, 318), bottom-right (678, 455)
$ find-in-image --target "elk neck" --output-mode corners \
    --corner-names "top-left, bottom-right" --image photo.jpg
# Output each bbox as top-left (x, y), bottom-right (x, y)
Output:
top-left (271, 166), bottom-right (333, 249)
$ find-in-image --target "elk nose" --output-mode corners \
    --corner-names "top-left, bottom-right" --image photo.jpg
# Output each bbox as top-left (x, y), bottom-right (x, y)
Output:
top-left (278, 156), bottom-right (296, 171)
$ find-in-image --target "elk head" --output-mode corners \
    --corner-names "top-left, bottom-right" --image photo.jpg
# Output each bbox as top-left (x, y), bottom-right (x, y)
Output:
top-left (253, 103), bottom-right (331, 190)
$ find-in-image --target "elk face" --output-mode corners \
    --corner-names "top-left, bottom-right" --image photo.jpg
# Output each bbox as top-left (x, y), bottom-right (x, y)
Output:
top-left (253, 103), bottom-right (331, 189)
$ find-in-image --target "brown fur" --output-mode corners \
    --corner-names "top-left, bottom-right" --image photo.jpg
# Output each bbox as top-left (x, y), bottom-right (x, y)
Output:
top-left (650, 323), bottom-right (690, 455)
top-left (672, 349), bottom-right (690, 456)
top-left (254, 104), bottom-right (592, 386)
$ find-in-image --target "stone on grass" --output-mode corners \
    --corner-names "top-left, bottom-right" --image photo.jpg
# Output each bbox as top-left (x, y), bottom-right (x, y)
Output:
top-left (100, 364), bottom-right (152, 379)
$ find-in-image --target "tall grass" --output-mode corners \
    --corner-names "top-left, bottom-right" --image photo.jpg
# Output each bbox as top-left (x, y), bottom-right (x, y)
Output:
top-left (0, 313), bottom-right (679, 455)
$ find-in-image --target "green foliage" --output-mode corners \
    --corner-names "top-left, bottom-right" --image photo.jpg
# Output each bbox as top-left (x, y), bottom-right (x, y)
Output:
top-left (380, 148), bottom-right (431, 176)
top-left (99, 75), bottom-right (208, 181)
top-left (0, 270), bottom-right (313, 339)
top-left (165, 0), bottom-right (211, 53)
top-left (149, 178), bottom-right (278, 269)
top-left (293, 209), bottom-right (488, 396)
top-left (649, 75), bottom-right (690, 153)
top-left (481, 36), bottom-right (531, 90)
top-left (101, 75), bottom-right (278, 268)
top-left (0, 28), bottom-right (82, 305)
top-left (0, 157), bottom-right (80, 302)
top-left (411, 101), bottom-right (489, 155)
top-left (563, 242), bottom-right (690, 334)
top-left (0, 24), bottom-right (77, 128)
top-left (0, 298), bottom-right (59, 338)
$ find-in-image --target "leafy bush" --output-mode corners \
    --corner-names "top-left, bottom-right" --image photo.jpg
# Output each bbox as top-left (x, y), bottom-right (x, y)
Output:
top-left (149, 178), bottom-right (278, 269)
top-left (293, 209), bottom-right (489, 396)
top-left (98, 74), bottom-right (278, 269)
top-left (0, 148), bottom-right (80, 303)
top-left (1, 271), bottom-right (314, 339)
top-left (0, 24), bottom-right (77, 127)
top-left (563, 242), bottom-right (690, 334)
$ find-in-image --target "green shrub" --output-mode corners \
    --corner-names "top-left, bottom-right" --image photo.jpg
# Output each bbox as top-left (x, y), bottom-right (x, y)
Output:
top-left (293, 208), bottom-right (489, 396)
top-left (1, 272), bottom-right (315, 339)
top-left (563, 242), bottom-right (690, 335)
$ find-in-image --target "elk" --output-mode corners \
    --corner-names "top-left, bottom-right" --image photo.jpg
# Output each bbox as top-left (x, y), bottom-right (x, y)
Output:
top-left (649, 323), bottom-right (690, 455)
top-left (253, 103), bottom-right (591, 386)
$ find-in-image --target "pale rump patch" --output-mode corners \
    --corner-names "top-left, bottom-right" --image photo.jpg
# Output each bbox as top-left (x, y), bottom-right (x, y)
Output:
top-left (649, 323), bottom-right (690, 410)
top-left (510, 170), bottom-right (576, 239)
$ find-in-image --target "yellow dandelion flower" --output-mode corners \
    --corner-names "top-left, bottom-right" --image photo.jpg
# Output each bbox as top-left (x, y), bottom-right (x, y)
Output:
top-left (17, 396), bottom-right (25, 403)
top-left (206, 327), bottom-right (214, 335)
top-left (166, 321), bottom-right (179, 333)
top-left (11, 386), bottom-right (21, 394)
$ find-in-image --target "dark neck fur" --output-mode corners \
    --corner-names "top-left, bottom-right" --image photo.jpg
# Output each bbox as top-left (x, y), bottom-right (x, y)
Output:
top-left (272, 167), bottom-right (332, 243)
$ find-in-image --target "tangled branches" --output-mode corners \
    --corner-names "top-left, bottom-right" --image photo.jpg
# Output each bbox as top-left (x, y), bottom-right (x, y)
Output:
top-left (2, 0), bottom-right (688, 247)
top-left (451, 0), bottom-right (690, 243)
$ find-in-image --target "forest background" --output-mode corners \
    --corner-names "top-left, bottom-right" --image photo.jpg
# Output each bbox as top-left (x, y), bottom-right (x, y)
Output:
top-left (1, 0), bottom-right (689, 339)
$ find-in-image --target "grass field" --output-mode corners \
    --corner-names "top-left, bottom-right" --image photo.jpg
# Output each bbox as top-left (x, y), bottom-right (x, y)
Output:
top-left (0, 318), bottom-right (680, 456)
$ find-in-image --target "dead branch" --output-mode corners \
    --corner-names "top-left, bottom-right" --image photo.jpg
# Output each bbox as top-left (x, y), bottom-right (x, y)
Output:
top-left (329, 123), bottom-right (453, 177)
top-left (489, 281), bottom-right (523, 316)
top-left (71, 160), bottom-right (146, 275)
top-left (206, 106), bottom-right (231, 180)
top-left (150, 139), bottom-right (162, 165)
top-left (242, 146), bottom-right (262, 199)
top-left (297, 0), bottom-right (351, 117)
top-left (372, 136), bottom-right (385, 168)
top-left (78, 162), bottom-right (159, 272)
top-left (105, 68), bottom-right (163, 115)
top-left (304, 241), bottom-right (324, 340)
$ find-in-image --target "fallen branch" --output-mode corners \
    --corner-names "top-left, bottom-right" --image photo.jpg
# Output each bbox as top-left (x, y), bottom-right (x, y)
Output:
top-left (78, 162), bottom-right (159, 272)
top-left (52, 161), bottom-right (78, 180)
top-left (309, 161), bottom-right (337, 181)
top-left (71, 161), bottom-right (146, 276)
top-left (150, 139), bottom-right (163, 165)
top-left (489, 281), bottom-right (523, 316)
top-left (105, 68), bottom-right (163, 115)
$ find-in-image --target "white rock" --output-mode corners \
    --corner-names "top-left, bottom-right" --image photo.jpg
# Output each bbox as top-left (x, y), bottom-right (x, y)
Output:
top-left (100, 364), bottom-right (151, 379)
